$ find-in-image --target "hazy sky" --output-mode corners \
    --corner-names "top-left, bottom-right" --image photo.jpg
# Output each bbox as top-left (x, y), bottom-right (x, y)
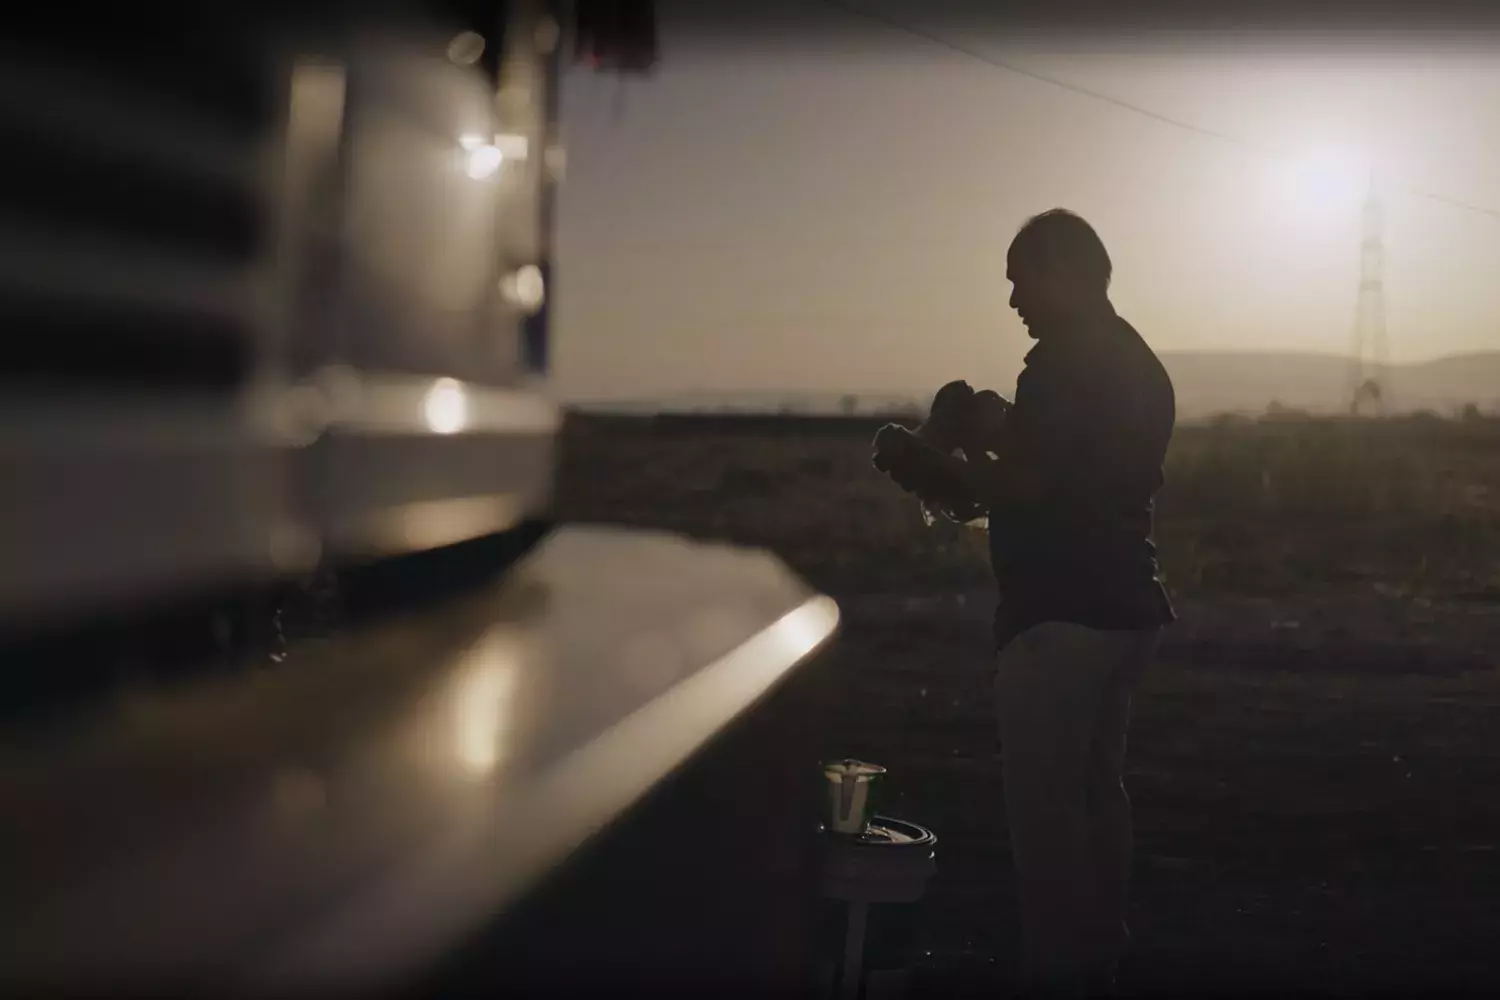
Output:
top-left (551, 1), bottom-right (1500, 401)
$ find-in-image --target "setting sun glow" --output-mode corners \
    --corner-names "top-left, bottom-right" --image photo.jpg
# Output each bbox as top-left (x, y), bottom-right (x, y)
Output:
top-left (1276, 146), bottom-right (1373, 212)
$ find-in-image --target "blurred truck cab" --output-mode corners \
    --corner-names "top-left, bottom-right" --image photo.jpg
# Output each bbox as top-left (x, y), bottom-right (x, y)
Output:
top-left (0, 4), bottom-right (840, 994)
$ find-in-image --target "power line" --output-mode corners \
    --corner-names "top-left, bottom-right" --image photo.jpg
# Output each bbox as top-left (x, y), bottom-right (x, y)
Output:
top-left (818, 0), bottom-right (1261, 150)
top-left (815, 0), bottom-right (1500, 223)
top-left (1407, 187), bottom-right (1500, 221)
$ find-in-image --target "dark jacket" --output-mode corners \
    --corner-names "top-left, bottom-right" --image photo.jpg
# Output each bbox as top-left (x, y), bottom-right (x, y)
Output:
top-left (989, 309), bottom-right (1177, 649)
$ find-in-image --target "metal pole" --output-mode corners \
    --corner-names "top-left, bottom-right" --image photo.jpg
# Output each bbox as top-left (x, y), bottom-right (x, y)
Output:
top-left (839, 901), bottom-right (870, 999)
top-left (1348, 169), bottom-right (1390, 416)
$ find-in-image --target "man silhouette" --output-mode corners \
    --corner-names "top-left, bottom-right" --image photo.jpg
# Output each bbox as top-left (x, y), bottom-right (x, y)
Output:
top-left (874, 209), bottom-right (1176, 996)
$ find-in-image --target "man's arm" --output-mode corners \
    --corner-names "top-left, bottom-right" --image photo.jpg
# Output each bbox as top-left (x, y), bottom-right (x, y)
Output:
top-left (897, 437), bottom-right (1048, 510)
top-left (954, 353), bottom-right (1099, 509)
top-left (874, 419), bottom-right (1046, 512)
top-left (875, 373), bottom-right (1056, 510)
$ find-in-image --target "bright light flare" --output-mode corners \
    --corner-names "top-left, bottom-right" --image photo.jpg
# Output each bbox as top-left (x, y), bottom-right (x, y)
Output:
top-left (1275, 146), bottom-right (1372, 211)
top-left (500, 264), bottom-right (546, 313)
top-left (458, 132), bottom-right (522, 180)
top-left (447, 31), bottom-right (486, 66)
top-left (452, 633), bottom-right (521, 778)
top-left (423, 377), bottom-right (468, 434)
top-left (464, 142), bottom-right (504, 180)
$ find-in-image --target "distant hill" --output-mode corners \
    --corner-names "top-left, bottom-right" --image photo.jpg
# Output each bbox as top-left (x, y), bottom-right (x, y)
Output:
top-left (570, 390), bottom-right (924, 418)
top-left (569, 351), bottom-right (1500, 421)
top-left (1159, 351), bottom-right (1500, 420)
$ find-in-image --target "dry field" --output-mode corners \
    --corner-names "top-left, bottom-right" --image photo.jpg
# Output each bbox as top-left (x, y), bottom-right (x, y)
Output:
top-left (557, 412), bottom-right (1500, 995)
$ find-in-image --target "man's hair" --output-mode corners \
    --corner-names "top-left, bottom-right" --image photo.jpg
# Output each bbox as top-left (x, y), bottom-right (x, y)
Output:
top-left (1011, 208), bottom-right (1112, 292)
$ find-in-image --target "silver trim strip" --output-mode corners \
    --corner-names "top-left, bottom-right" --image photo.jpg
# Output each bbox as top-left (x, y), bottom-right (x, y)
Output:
top-left (324, 494), bottom-right (528, 558)
top-left (316, 370), bottom-right (562, 437)
top-left (249, 595), bottom-right (842, 989)
top-left (0, 376), bottom-right (561, 450)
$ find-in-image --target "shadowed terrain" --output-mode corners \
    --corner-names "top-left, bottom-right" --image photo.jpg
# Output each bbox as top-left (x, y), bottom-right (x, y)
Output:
top-left (556, 411), bottom-right (1500, 994)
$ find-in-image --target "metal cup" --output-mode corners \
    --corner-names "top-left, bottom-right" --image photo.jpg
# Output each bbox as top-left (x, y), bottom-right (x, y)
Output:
top-left (822, 759), bottom-right (886, 835)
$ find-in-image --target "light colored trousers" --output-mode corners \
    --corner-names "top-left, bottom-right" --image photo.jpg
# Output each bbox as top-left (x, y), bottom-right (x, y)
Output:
top-left (994, 621), bottom-right (1161, 996)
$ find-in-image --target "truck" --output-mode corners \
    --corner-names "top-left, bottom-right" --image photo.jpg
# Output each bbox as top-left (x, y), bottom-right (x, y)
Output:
top-left (0, 3), bottom-right (841, 992)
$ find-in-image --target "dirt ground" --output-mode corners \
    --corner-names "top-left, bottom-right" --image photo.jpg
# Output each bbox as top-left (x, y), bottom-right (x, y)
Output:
top-left (556, 413), bottom-right (1500, 995)
top-left (816, 593), bottom-right (1500, 996)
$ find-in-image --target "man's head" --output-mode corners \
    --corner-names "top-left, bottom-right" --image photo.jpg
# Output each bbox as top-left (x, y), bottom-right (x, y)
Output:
top-left (1006, 209), bottom-right (1112, 338)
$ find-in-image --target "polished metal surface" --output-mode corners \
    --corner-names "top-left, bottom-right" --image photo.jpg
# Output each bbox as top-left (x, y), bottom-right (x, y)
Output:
top-left (0, 526), bottom-right (840, 993)
top-left (0, 386), bottom-right (557, 622)
top-left (3, 3), bottom-right (566, 628)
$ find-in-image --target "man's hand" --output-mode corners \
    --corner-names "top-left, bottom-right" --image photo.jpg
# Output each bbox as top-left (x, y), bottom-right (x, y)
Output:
top-left (930, 380), bottom-right (975, 411)
top-left (871, 384), bottom-right (1031, 513)
top-left (958, 389), bottom-right (1012, 457)
top-left (873, 422), bottom-right (980, 507)
top-left (871, 422), bottom-right (919, 474)
top-left (922, 380), bottom-right (976, 451)
top-left (871, 423), bottom-right (938, 496)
